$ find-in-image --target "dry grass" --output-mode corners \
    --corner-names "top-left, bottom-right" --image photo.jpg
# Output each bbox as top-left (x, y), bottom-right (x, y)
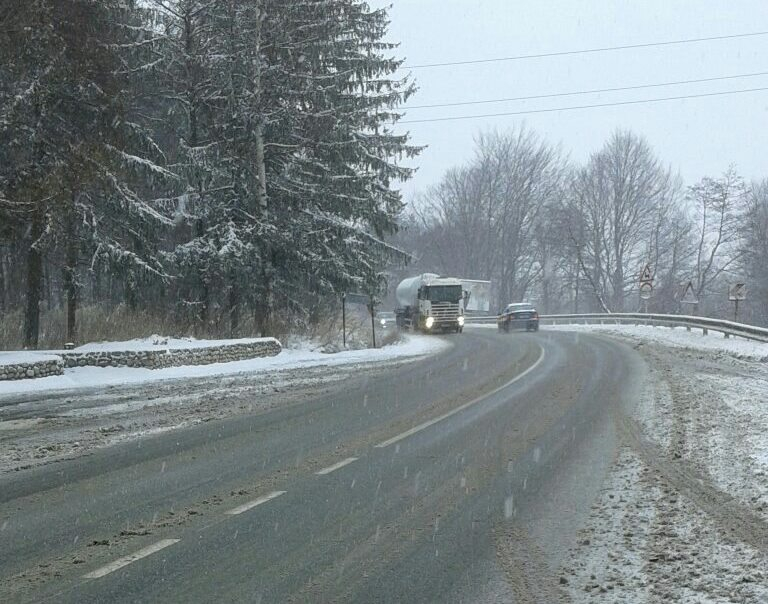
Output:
top-left (0, 305), bottom-right (401, 351)
top-left (0, 306), bottom-right (198, 351)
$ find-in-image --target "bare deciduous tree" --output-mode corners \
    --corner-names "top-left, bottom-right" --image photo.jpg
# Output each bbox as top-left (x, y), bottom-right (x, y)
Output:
top-left (568, 130), bottom-right (675, 311)
top-left (690, 166), bottom-right (747, 304)
top-left (411, 126), bottom-right (566, 310)
top-left (742, 179), bottom-right (768, 324)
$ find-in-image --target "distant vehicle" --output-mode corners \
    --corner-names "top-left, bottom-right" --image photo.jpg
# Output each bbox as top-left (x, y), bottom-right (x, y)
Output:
top-left (497, 302), bottom-right (539, 332)
top-left (376, 311), bottom-right (396, 328)
top-left (395, 273), bottom-right (465, 334)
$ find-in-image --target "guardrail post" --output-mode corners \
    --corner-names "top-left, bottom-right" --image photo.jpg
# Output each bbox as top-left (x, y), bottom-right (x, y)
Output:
top-left (702, 327), bottom-right (708, 336)
top-left (724, 332), bottom-right (729, 339)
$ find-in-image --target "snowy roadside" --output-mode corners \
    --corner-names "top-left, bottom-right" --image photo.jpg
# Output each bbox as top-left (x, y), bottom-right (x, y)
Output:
top-left (549, 322), bottom-right (768, 361)
top-left (0, 333), bottom-right (448, 397)
top-left (0, 334), bottom-right (450, 474)
top-left (554, 324), bottom-right (768, 602)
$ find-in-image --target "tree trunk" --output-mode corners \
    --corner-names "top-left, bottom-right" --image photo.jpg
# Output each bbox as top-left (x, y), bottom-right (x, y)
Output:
top-left (63, 196), bottom-right (79, 344)
top-left (0, 251), bottom-right (5, 315)
top-left (229, 276), bottom-right (239, 336)
top-left (193, 219), bottom-right (210, 331)
top-left (252, 3), bottom-right (273, 337)
top-left (23, 210), bottom-right (45, 349)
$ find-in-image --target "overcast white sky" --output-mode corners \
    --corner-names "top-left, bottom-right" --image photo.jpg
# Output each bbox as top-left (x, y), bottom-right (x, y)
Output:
top-left (371, 0), bottom-right (768, 202)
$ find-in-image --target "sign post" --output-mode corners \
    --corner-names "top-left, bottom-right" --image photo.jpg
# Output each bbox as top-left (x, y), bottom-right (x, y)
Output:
top-left (728, 283), bottom-right (747, 321)
top-left (342, 293), bottom-right (346, 348)
top-left (369, 301), bottom-right (376, 349)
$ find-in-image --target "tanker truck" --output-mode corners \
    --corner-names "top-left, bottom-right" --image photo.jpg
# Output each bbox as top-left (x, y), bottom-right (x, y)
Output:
top-left (395, 273), bottom-right (465, 334)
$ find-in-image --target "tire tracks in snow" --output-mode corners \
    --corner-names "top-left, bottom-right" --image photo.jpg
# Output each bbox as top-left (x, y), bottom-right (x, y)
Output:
top-left (615, 410), bottom-right (768, 553)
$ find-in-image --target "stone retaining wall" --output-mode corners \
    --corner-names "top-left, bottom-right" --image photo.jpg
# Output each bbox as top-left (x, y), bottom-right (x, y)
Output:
top-left (0, 358), bottom-right (64, 381)
top-left (60, 340), bottom-right (282, 370)
top-left (0, 339), bottom-right (281, 381)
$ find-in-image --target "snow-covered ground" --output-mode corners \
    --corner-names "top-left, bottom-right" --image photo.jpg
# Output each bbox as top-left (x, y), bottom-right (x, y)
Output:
top-left (0, 351), bottom-right (62, 366)
top-left (554, 322), bottom-right (768, 602)
top-left (550, 322), bottom-right (768, 360)
top-left (70, 334), bottom-right (272, 353)
top-left (0, 334), bottom-right (449, 397)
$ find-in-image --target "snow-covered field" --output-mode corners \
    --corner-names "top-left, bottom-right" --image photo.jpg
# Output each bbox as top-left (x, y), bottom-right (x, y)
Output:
top-left (554, 322), bottom-right (768, 602)
top-left (0, 334), bottom-right (449, 397)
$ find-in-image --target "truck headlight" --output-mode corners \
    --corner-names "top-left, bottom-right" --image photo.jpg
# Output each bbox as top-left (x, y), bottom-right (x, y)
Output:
top-left (425, 316), bottom-right (435, 329)
top-left (380, 319), bottom-right (386, 326)
top-left (457, 316), bottom-right (465, 326)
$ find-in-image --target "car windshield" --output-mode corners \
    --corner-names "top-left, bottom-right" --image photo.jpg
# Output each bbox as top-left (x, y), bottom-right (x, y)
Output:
top-left (2, 1), bottom-right (764, 602)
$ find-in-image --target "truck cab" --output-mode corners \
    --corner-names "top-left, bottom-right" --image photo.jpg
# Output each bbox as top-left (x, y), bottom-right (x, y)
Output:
top-left (395, 274), bottom-right (465, 333)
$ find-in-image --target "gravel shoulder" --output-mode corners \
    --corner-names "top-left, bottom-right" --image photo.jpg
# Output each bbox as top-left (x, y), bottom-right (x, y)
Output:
top-left (556, 327), bottom-right (768, 603)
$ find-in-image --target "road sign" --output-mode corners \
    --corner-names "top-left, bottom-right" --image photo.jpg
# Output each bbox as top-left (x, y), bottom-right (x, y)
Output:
top-left (680, 281), bottom-right (698, 305)
top-left (639, 263), bottom-right (653, 284)
top-left (639, 282), bottom-right (653, 300)
top-left (344, 292), bottom-right (370, 305)
top-left (728, 283), bottom-right (747, 301)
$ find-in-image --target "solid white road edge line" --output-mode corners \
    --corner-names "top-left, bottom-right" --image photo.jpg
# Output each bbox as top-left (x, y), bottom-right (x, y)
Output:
top-left (83, 539), bottom-right (180, 579)
top-left (374, 345), bottom-right (546, 449)
top-left (224, 490), bottom-right (287, 515)
top-left (315, 457), bottom-right (358, 475)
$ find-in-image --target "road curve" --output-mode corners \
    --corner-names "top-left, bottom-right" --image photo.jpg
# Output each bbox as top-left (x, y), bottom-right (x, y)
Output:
top-left (0, 328), bottom-right (645, 603)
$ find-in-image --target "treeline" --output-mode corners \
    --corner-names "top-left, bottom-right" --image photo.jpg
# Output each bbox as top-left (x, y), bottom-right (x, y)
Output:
top-left (0, 0), bottom-right (416, 348)
top-left (400, 127), bottom-right (768, 325)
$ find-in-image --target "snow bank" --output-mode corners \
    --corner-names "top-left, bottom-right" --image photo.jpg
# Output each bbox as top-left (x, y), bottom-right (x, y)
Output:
top-left (0, 352), bottom-right (62, 366)
top-left (549, 323), bottom-right (768, 360)
top-left (68, 335), bottom-right (272, 353)
top-left (0, 334), bottom-right (449, 397)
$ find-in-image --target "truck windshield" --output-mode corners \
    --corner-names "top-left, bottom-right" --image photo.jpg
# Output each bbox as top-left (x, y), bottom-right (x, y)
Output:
top-left (426, 285), bottom-right (462, 302)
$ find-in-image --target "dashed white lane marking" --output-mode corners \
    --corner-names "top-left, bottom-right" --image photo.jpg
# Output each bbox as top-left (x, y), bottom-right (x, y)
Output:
top-left (315, 457), bottom-right (358, 475)
top-left (225, 490), bottom-right (287, 515)
top-left (375, 345), bottom-right (546, 449)
top-left (83, 539), bottom-right (180, 579)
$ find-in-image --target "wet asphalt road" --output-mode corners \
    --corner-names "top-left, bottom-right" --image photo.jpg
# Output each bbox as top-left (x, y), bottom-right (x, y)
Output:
top-left (0, 328), bottom-right (644, 603)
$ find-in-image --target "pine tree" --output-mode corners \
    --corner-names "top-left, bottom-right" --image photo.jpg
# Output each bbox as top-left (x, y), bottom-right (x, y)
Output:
top-left (1, 0), bottom-right (176, 346)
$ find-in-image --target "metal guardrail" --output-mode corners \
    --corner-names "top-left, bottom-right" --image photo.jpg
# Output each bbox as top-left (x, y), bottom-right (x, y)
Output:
top-left (464, 313), bottom-right (768, 343)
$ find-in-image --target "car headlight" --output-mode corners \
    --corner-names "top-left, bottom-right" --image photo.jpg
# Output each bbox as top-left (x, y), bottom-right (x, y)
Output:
top-left (380, 319), bottom-right (386, 326)
top-left (457, 315), bottom-right (465, 326)
top-left (425, 316), bottom-right (435, 329)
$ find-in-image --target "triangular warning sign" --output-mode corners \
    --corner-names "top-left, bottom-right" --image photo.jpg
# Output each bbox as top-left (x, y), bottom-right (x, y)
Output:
top-left (681, 281), bottom-right (698, 304)
top-left (639, 264), bottom-right (653, 283)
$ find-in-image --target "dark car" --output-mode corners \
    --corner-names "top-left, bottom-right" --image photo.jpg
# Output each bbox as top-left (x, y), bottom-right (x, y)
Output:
top-left (497, 302), bottom-right (539, 332)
